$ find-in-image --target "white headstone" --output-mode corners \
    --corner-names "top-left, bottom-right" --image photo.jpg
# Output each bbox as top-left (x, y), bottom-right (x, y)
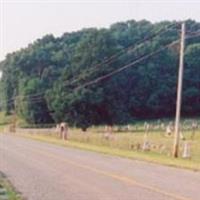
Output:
top-left (182, 141), bottom-right (191, 159)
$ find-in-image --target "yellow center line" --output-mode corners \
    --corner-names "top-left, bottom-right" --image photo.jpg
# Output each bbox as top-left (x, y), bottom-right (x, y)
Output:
top-left (18, 142), bottom-right (193, 200)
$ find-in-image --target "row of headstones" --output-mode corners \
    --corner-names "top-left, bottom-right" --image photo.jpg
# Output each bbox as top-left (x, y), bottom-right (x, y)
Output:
top-left (104, 121), bottom-right (199, 131)
top-left (103, 124), bottom-right (192, 158)
top-left (104, 120), bottom-right (199, 137)
top-left (137, 120), bottom-right (198, 132)
top-left (102, 132), bottom-right (191, 159)
top-left (142, 139), bottom-right (191, 159)
top-left (54, 120), bottom-right (199, 141)
top-left (54, 123), bottom-right (191, 158)
top-left (144, 121), bottom-right (199, 140)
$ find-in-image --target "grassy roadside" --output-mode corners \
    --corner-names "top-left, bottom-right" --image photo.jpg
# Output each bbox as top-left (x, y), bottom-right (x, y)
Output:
top-left (0, 112), bottom-right (12, 132)
top-left (16, 133), bottom-right (200, 171)
top-left (0, 111), bottom-right (199, 171)
top-left (0, 173), bottom-right (22, 200)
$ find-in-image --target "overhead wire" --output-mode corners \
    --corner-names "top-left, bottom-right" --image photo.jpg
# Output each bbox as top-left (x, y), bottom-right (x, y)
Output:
top-left (0, 22), bottom-right (181, 107)
top-left (72, 32), bottom-right (200, 91)
top-left (63, 22), bottom-right (181, 86)
top-left (74, 40), bottom-right (180, 91)
top-left (1, 25), bottom-right (200, 110)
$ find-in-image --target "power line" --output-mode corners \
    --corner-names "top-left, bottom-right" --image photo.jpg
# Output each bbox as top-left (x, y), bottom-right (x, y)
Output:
top-left (2, 32), bottom-right (200, 107)
top-left (1, 28), bottom-right (200, 108)
top-left (63, 22), bottom-right (181, 86)
top-left (71, 32), bottom-right (200, 91)
top-left (5, 40), bottom-right (180, 113)
top-left (0, 22), bottom-right (181, 106)
top-left (74, 40), bottom-right (180, 91)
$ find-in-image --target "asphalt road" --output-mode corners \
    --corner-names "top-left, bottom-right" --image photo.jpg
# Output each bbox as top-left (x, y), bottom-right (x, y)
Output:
top-left (0, 134), bottom-right (199, 200)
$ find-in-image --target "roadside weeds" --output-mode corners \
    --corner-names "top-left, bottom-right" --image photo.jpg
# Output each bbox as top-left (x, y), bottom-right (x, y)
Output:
top-left (0, 172), bottom-right (22, 200)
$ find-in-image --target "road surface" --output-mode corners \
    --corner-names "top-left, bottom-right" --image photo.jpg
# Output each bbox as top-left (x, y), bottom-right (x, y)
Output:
top-left (0, 134), bottom-right (199, 200)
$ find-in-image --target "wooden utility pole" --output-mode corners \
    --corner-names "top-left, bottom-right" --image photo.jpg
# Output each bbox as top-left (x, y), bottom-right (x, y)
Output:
top-left (173, 22), bottom-right (185, 158)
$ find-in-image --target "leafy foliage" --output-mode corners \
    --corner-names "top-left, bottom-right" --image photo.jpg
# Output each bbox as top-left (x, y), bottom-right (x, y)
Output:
top-left (0, 19), bottom-right (199, 129)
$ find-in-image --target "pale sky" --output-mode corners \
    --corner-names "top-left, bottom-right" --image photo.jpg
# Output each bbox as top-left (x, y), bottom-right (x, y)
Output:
top-left (0, 0), bottom-right (200, 61)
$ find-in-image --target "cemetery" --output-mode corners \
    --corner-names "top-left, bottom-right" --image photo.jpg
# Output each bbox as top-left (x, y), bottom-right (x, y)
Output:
top-left (10, 118), bottom-right (200, 170)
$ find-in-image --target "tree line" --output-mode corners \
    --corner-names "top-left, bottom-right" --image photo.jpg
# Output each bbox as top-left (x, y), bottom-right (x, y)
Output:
top-left (0, 19), bottom-right (199, 130)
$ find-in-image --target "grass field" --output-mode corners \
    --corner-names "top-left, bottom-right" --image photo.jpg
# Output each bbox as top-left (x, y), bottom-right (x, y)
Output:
top-left (0, 112), bottom-right (12, 131)
top-left (1, 112), bottom-right (199, 170)
top-left (69, 126), bottom-right (200, 162)
top-left (15, 120), bottom-right (200, 171)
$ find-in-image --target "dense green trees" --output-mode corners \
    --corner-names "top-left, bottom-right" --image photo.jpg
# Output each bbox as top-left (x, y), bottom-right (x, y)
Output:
top-left (183, 43), bottom-right (200, 115)
top-left (0, 19), bottom-right (199, 129)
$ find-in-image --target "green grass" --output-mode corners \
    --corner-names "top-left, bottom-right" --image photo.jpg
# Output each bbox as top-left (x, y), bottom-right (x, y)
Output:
top-left (0, 112), bottom-right (27, 132)
top-left (17, 128), bottom-right (200, 171)
top-left (1, 111), bottom-right (199, 171)
top-left (68, 125), bottom-right (200, 163)
top-left (0, 174), bottom-right (22, 200)
top-left (0, 112), bottom-right (12, 131)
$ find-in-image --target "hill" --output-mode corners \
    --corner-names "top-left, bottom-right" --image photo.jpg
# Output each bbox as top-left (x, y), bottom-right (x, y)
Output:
top-left (0, 19), bottom-right (199, 130)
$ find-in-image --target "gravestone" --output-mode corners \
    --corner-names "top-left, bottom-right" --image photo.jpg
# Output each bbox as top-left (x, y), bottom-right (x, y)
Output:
top-left (182, 141), bottom-right (191, 159)
top-left (60, 122), bottom-right (68, 140)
